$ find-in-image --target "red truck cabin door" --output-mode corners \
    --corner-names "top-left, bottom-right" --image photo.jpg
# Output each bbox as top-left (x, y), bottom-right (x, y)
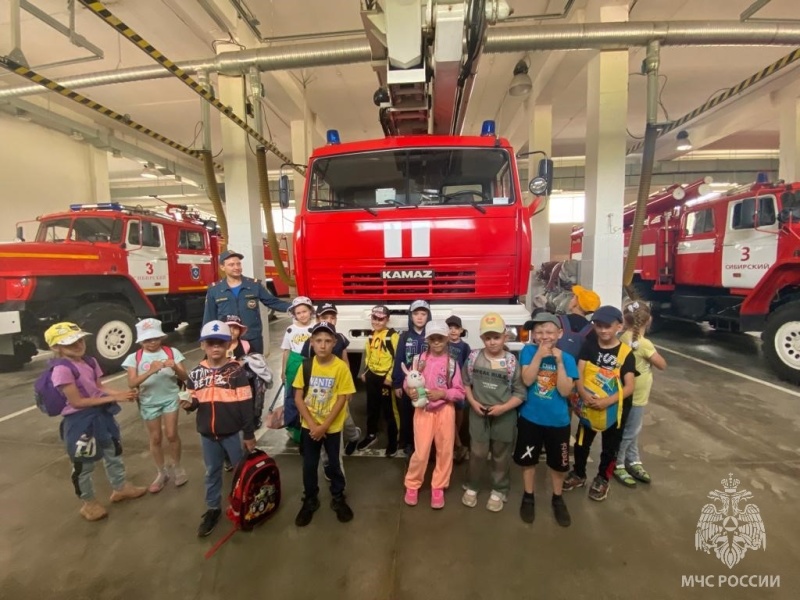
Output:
top-left (675, 206), bottom-right (720, 286)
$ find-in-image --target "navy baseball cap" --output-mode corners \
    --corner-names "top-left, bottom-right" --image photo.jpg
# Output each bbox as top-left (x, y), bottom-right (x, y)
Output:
top-left (219, 249), bottom-right (244, 265)
top-left (591, 305), bottom-right (624, 324)
top-left (317, 302), bottom-right (338, 315)
top-left (310, 321), bottom-right (337, 336)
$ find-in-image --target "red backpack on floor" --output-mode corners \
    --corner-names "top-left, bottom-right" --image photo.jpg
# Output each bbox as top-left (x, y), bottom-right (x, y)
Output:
top-left (204, 449), bottom-right (281, 559)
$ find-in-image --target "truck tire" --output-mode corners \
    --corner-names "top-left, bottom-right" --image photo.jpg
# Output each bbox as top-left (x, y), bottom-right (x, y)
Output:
top-left (762, 303), bottom-right (800, 385)
top-left (69, 302), bottom-right (137, 373)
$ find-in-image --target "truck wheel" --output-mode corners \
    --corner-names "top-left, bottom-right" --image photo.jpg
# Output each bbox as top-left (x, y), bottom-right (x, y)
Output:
top-left (69, 303), bottom-right (137, 373)
top-left (762, 303), bottom-right (800, 384)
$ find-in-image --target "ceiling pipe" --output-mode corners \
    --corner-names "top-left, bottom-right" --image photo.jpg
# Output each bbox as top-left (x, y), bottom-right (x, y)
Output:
top-left (3, 21), bottom-right (800, 101)
top-left (483, 20), bottom-right (800, 52)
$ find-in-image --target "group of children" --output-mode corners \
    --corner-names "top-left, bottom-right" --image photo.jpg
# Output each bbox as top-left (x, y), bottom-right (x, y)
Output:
top-left (45, 284), bottom-right (664, 535)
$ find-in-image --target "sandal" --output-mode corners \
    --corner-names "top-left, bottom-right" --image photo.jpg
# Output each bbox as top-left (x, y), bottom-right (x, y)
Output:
top-left (613, 467), bottom-right (637, 487)
top-left (627, 463), bottom-right (651, 484)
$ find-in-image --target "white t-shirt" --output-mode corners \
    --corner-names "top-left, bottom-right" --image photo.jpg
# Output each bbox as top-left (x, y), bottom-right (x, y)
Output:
top-left (280, 324), bottom-right (313, 354)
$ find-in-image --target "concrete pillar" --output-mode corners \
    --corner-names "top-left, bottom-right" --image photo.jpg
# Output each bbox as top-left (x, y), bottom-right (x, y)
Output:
top-left (528, 102), bottom-right (552, 269)
top-left (581, 0), bottom-right (629, 308)
top-left (779, 97), bottom-right (800, 182)
top-left (218, 72), bottom-right (271, 349)
top-left (87, 147), bottom-right (110, 202)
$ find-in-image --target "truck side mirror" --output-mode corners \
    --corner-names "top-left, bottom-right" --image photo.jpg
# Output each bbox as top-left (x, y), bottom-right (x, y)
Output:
top-left (528, 158), bottom-right (553, 197)
top-left (279, 175), bottom-right (290, 209)
top-left (15, 225), bottom-right (24, 242)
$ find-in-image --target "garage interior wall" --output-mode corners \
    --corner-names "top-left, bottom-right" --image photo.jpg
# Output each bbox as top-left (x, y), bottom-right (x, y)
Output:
top-left (0, 114), bottom-right (97, 241)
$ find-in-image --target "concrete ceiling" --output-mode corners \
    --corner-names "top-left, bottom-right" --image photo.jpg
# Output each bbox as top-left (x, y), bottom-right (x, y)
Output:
top-left (1, 0), bottom-right (799, 205)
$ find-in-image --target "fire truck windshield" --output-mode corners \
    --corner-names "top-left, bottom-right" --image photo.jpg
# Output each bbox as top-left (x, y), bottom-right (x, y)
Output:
top-left (36, 217), bottom-right (124, 244)
top-left (306, 147), bottom-right (514, 211)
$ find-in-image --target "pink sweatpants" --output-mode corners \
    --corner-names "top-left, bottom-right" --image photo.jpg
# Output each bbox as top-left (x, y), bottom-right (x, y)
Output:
top-left (404, 403), bottom-right (456, 490)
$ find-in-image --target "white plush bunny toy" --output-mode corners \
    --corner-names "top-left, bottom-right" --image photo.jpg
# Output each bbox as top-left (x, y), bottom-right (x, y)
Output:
top-left (402, 357), bottom-right (428, 408)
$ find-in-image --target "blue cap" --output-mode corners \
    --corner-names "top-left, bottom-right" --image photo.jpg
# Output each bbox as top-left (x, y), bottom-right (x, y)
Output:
top-left (591, 305), bottom-right (623, 324)
top-left (219, 249), bottom-right (244, 265)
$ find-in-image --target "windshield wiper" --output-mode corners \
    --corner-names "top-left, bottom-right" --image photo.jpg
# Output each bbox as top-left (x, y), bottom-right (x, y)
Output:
top-left (360, 206), bottom-right (378, 216)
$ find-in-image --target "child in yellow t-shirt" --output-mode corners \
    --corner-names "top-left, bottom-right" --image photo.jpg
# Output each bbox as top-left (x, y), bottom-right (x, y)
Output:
top-left (292, 322), bottom-right (356, 527)
top-left (615, 301), bottom-right (667, 487)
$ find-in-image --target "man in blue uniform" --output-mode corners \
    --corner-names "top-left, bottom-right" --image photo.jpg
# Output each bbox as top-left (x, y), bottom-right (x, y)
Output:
top-left (203, 249), bottom-right (292, 354)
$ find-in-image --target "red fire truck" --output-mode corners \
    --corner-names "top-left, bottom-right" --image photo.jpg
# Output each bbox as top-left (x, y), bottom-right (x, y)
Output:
top-left (571, 178), bottom-right (800, 384)
top-left (0, 203), bottom-right (289, 372)
top-left (291, 123), bottom-right (540, 353)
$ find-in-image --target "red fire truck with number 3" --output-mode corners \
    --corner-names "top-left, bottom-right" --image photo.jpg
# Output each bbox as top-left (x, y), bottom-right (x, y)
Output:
top-left (572, 177), bottom-right (800, 384)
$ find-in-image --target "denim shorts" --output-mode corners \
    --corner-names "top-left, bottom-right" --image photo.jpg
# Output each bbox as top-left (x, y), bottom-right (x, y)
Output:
top-left (139, 398), bottom-right (179, 421)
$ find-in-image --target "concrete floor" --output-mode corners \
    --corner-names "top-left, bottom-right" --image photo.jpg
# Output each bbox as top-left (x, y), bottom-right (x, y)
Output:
top-left (1, 318), bottom-right (799, 599)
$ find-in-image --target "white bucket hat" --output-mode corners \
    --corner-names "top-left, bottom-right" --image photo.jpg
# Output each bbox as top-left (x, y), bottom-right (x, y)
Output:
top-left (136, 318), bottom-right (166, 343)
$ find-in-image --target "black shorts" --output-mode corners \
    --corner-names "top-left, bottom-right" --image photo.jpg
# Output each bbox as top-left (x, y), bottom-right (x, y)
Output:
top-left (513, 417), bottom-right (570, 472)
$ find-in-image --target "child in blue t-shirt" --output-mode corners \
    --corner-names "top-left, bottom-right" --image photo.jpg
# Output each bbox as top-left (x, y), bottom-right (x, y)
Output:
top-left (123, 318), bottom-right (188, 494)
top-left (514, 312), bottom-right (578, 527)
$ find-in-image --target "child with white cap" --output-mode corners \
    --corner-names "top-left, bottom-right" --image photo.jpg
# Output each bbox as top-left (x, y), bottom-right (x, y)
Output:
top-left (403, 320), bottom-right (465, 510)
top-left (122, 318), bottom-right (189, 493)
top-left (281, 296), bottom-right (315, 440)
top-left (181, 320), bottom-right (256, 537)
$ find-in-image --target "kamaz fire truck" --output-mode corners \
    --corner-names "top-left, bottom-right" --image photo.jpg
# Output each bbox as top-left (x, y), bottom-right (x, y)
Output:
top-left (291, 122), bottom-right (542, 352)
top-left (0, 203), bottom-right (289, 372)
top-left (571, 177), bottom-right (800, 384)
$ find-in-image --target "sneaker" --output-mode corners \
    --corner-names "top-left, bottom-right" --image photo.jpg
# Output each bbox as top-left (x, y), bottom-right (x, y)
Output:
top-left (385, 443), bottom-right (398, 457)
top-left (197, 508), bottom-right (221, 537)
top-left (613, 466), bottom-right (637, 488)
top-left (627, 463), bottom-right (651, 483)
top-left (453, 445), bottom-right (469, 464)
top-left (331, 495), bottom-right (354, 523)
top-left (344, 440), bottom-right (358, 456)
top-left (223, 459), bottom-right (234, 472)
top-left (322, 463), bottom-right (333, 482)
top-left (404, 487), bottom-right (419, 506)
top-left (294, 496), bottom-right (321, 527)
top-left (588, 476), bottom-right (609, 502)
top-left (356, 433), bottom-right (377, 451)
top-left (552, 495), bottom-right (571, 527)
top-left (109, 482), bottom-right (147, 503)
top-left (79, 500), bottom-right (108, 522)
top-left (486, 491), bottom-right (506, 512)
top-left (461, 488), bottom-right (478, 508)
top-left (148, 470), bottom-right (169, 494)
top-left (344, 427), bottom-right (362, 456)
top-left (431, 488), bottom-right (445, 509)
top-left (520, 495), bottom-right (535, 523)
top-left (173, 466), bottom-right (188, 487)
top-left (401, 445), bottom-right (414, 458)
top-left (562, 471), bottom-right (587, 492)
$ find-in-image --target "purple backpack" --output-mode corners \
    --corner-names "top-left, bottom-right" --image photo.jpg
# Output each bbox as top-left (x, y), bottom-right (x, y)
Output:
top-left (34, 357), bottom-right (97, 417)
